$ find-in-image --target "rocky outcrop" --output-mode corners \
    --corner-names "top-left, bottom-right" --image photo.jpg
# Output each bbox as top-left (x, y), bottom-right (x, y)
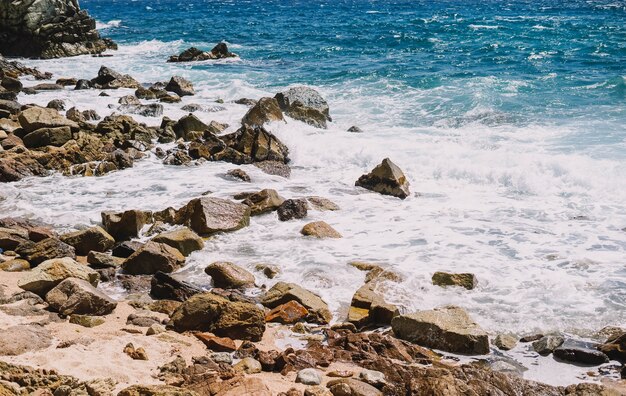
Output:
top-left (169, 292), bottom-right (265, 341)
top-left (168, 43), bottom-right (237, 62)
top-left (355, 158), bottom-right (410, 199)
top-left (0, 0), bottom-right (115, 58)
top-left (391, 306), bottom-right (489, 355)
top-left (275, 87), bottom-right (331, 128)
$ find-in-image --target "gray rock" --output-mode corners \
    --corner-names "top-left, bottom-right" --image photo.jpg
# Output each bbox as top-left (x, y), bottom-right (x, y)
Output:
top-left (275, 86), bottom-right (330, 128)
top-left (177, 197), bottom-right (250, 236)
top-left (210, 352), bottom-right (233, 364)
top-left (277, 199), bottom-right (308, 221)
top-left (359, 369), bottom-right (387, 387)
top-left (165, 76), bottom-right (195, 97)
top-left (553, 344), bottom-right (609, 366)
top-left (296, 368), bottom-right (322, 385)
top-left (532, 335), bottom-right (564, 356)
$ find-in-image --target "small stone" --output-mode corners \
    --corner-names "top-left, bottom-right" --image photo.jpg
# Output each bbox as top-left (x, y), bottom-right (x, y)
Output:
top-left (306, 196), bottom-right (340, 211)
top-left (328, 370), bottom-right (354, 378)
top-left (347, 126), bottom-right (362, 133)
top-left (432, 271), bottom-right (477, 290)
top-left (291, 322), bottom-right (308, 334)
top-left (146, 324), bottom-right (166, 335)
top-left (69, 314), bottom-right (105, 328)
top-left (278, 199), bottom-right (308, 221)
top-left (234, 357), bottom-right (262, 374)
top-left (301, 221), bottom-right (342, 238)
top-left (255, 263), bottom-right (280, 279)
top-left (494, 334), bottom-right (517, 351)
top-left (211, 352), bottom-right (233, 364)
top-left (123, 343), bottom-right (148, 360)
top-left (296, 368), bottom-right (322, 385)
top-left (532, 335), bottom-right (564, 356)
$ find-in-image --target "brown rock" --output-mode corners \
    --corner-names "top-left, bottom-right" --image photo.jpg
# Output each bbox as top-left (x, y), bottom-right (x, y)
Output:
top-left (301, 221), bottom-right (342, 238)
top-left (101, 209), bottom-right (153, 241)
top-left (194, 333), bottom-right (237, 352)
top-left (123, 343), bottom-right (148, 360)
top-left (432, 271), bottom-right (477, 290)
top-left (261, 282), bottom-right (332, 324)
top-left (60, 226), bottom-right (115, 255)
top-left (165, 76), bottom-right (195, 97)
top-left (355, 158), bottom-right (410, 199)
top-left (17, 106), bottom-right (78, 134)
top-left (122, 242), bottom-right (185, 275)
top-left (17, 257), bottom-right (99, 296)
top-left (151, 227), bottom-right (204, 256)
top-left (45, 278), bottom-right (117, 316)
top-left (242, 97), bottom-right (284, 127)
top-left (241, 189), bottom-right (285, 215)
top-left (15, 237), bottom-right (75, 266)
top-left (177, 197), bottom-right (250, 236)
top-left (204, 261), bottom-right (255, 289)
top-left (265, 300), bottom-right (309, 324)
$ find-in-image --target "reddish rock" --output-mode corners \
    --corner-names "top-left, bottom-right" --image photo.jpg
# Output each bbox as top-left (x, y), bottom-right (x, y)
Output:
top-left (265, 300), bottom-right (309, 324)
top-left (194, 333), bottom-right (237, 352)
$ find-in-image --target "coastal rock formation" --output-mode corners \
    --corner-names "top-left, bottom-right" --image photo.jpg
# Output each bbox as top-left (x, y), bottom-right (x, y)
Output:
top-left (275, 86), bottom-right (331, 128)
top-left (355, 158), bottom-right (410, 199)
top-left (391, 306), bottom-right (490, 355)
top-left (168, 43), bottom-right (237, 62)
top-left (0, 0), bottom-right (115, 58)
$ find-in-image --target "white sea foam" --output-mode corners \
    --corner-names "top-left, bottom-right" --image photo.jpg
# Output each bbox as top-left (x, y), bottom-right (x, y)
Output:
top-left (95, 20), bottom-right (122, 30)
top-left (3, 43), bottom-right (626, 385)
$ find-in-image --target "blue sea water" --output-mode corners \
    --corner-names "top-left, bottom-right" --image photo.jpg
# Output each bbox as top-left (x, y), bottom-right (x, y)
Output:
top-left (86, 0), bottom-right (626, 157)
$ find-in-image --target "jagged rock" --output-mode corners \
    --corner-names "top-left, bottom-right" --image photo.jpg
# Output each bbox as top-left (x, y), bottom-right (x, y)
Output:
top-left (532, 335), bottom-right (564, 356)
top-left (177, 197), bottom-right (250, 236)
top-left (494, 334), bottom-right (517, 351)
top-left (91, 66), bottom-right (139, 89)
top-left (261, 282), bottom-right (332, 324)
top-left (226, 168), bottom-right (251, 182)
top-left (205, 261), bottom-right (255, 289)
top-left (348, 283), bottom-right (398, 328)
top-left (60, 226), bottom-right (115, 255)
top-left (170, 292), bottom-right (265, 341)
top-left (391, 306), bottom-right (489, 355)
top-left (45, 278), bottom-right (117, 315)
top-left (278, 199), bottom-right (308, 221)
top-left (18, 106), bottom-right (78, 134)
top-left (553, 344), bottom-right (609, 366)
top-left (241, 188), bottom-right (285, 215)
top-left (356, 158), bottom-right (410, 199)
top-left (222, 125), bottom-right (289, 163)
top-left (0, 0), bottom-right (114, 58)
top-left (168, 43), bottom-right (237, 62)
top-left (301, 221), bottom-right (342, 238)
top-left (432, 271), bottom-right (477, 290)
top-left (15, 237), bottom-right (75, 266)
top-left (151, 227), bottom-right (204, 256)
top-left (165, 76), bottom-right (195, 96)
top-left (599, 332), bottom-right (626, 363)
top-left (173, 114), bottom-right (208, 141)
top-left (18, 257), bottom-right (99, 296)
top-left (242, 97), bottom-right (284, 127)
top-left (265, 300), bottom-right (309, 324)
top-left (122, 241), bottom-right (185, 275)
top-left (101, 209), bottom-right (152, 241)
top-left (275, 86), bottom-right (331, 128)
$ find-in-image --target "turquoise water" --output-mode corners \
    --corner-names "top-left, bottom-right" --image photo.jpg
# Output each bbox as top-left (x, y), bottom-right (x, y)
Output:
top-left (86, 0), bottom-right (626, 156)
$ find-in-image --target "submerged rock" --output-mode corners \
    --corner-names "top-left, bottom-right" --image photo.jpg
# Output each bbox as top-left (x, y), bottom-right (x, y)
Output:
top-left (432, 271), bottom-right (477, 290)
top-left (0, 0), bottom-right (114, 58)
top-left (355, 158), bottom-right (410, 199)
top-left (91, 66), bottom-right (139, 89)
top-left (391, 306), bottom-right (489, 355)
top-left (275, 86), bottom-right (331, 128)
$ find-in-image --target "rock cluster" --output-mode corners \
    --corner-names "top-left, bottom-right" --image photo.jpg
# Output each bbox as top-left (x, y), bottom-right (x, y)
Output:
top-left (168, 43), bottom-right (238, 62)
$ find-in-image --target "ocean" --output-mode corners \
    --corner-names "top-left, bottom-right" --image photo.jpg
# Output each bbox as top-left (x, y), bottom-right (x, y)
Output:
top-left (1, 0), bottom-right (625, 384)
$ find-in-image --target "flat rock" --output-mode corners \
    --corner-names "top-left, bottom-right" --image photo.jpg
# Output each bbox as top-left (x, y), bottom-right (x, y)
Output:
top-left (15, 237), bottom-right (75, 266)
top-left (18, 106), bottom-right (78, 133)
top-left (151, 227), bottom-right (204, 256)
top-left (87, 251), bottom-right (124, 268)
top-left (391, 306), bottom-right (489, 355)
top-left (553, 344), bottom-right (609, 366)
top-left (0, 325), bottom-right (52, 356)
top-left (18, 257), bottom-right (99, 297)
top-left (432, 271), bottom-right (477, 290)
top-left (22, 126), bottom-right (72, 148)
top-left (355, 158), bottom-right (410, 199)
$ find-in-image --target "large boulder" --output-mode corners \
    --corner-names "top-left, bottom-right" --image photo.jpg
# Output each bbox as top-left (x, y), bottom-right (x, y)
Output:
top-left (355, 158), bottom-right (410, 199)
top-left (300, 221), bottom-right (342, 238)
top-left (60, 226), bottom-right (115, 255)
top-left (391, 306), bottom-right (489, 355)
top-left (241, 189), bottom-right (285, 215)
top-left (261, 282), bottom-right (332, 324)
top-left (91, 66), bottom-right (139, 89)
top-left (275, 86), bottom-right (331, 128)
top-left (241, 97), bottom-right (284, 127)
top-left (177, 197), bottom-right (250, 236)
top-left (169, 292), bottom-right (265, 341)
top-left (45, 278), bottom-right (117, 316)
top-left (122, 241), bottom-right (185, 275)
top-left (599, 332), bottom-right (626, 363)
top-left (0, 0), bottom-right (114, 58)
top-left (204, 261), bottom-right (255, 289)
top-left (173, 114), bottom-right (208, 141)
top-left (221, 125), bottom-right (289, 163)
top-left (15, 237), bottom-right (75, 266)
top-left (22, 126), bottom-right (72, 148)
top-left (101, 209), bottom-right (153, 241)
top-left (165, 76), bottom-right (195, 97)
top-left (18, 257), bottom-right (99, 297)
top-left (151, 227), bottom-right (204, 256)
top-left (150, 271), bottom-right (202, 302)
top-left (18, 106), bottom-right (79, 134)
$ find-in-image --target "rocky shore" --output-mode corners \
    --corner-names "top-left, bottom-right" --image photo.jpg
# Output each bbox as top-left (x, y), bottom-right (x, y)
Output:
top-left (0, 3), bottom-right (625, 395)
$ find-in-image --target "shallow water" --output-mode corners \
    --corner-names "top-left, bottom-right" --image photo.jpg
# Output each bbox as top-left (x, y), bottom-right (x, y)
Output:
top-left (1, 0), bottom-right (625, 385)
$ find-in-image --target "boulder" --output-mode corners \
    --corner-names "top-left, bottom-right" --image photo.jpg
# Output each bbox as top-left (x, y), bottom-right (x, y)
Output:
top-left (18, 257), bottom-right (99, 296)
top-left (241, 189), bottom-right (285, 215)
top-left (112, 240), bottom-right (144, 258)
top-left (391, 306), bottom-right (489, 355)
top-left (242, 97), bottom-right (284, 127)
top-left (301, 221), bottom-right (342, 238)
top-left (45, 278), bottom-right (117, 316)
top-left (532, 335), bottom-right (564, 356)
top-left (0, 0), bottom-right (113, 58)
top-left (86, 251), bottom-right (124, 268)
top-left (494, 334), bottom-right (517, 351)
top-left (355, 158), bottom-right (410, 199)
top-left (46, 99), bottom-right (65, 111)
top-left (91, 66), bottom-right (139, 89)
top-left (151, 227), bottom-right (204, 256)
top-left (432, 272), bottom-right (477, 290)
top-left (275, 86), bottom-right (331, 128)
top-left (150, 271), bottom-right (202, 302)
top-left (348, 283), bottom-right (398, 328)
top-left (18, 106), bottom-right (78, 133)
top-left (234, 357), bottom-right (262, 374)
top-left (119, 103), bottom-right (164, 117)
top-left (265, 300), bottom-right (309, 324)
top-left (16, 237), bottom-right (75, 266)
top-left (222, 125), bottom-right (290, 163)
top-left (553, 344), bottom-right (609, 366)
top-left (1, 76), bottom-right (22, 92)
top-left (165, 76), bottom-right (195, 96)
top-left (173, 114), bottom-right (208, 141)
top-left (60, 226), bottom-right (115, 255)
top-left (261, 282), bottom-right (332, 324)
top-left (101, 209), bottom-right (153, 241)
top-left (177, 197), bottom-right (250, 236)
top-left (122, 242), bottom-right (185, 275)
top-left (326, 379), bottom-right (382, 396)
top-left (0, 258), bottom-right (30, 272)
top-left (170, 292), bottom-right (265, 341)
top-left (205, 261), bottom-right (255, 289)
top-left (297, 368), bottom-right (322, 385)
top-left (277, 199), bottom-right (308, 221)
top-left (0, 227), bottom-right (29, 251)
top-left (598, 332), bottom-right (626, 363)
top-left (168, 43), bottom-right (237, 62)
